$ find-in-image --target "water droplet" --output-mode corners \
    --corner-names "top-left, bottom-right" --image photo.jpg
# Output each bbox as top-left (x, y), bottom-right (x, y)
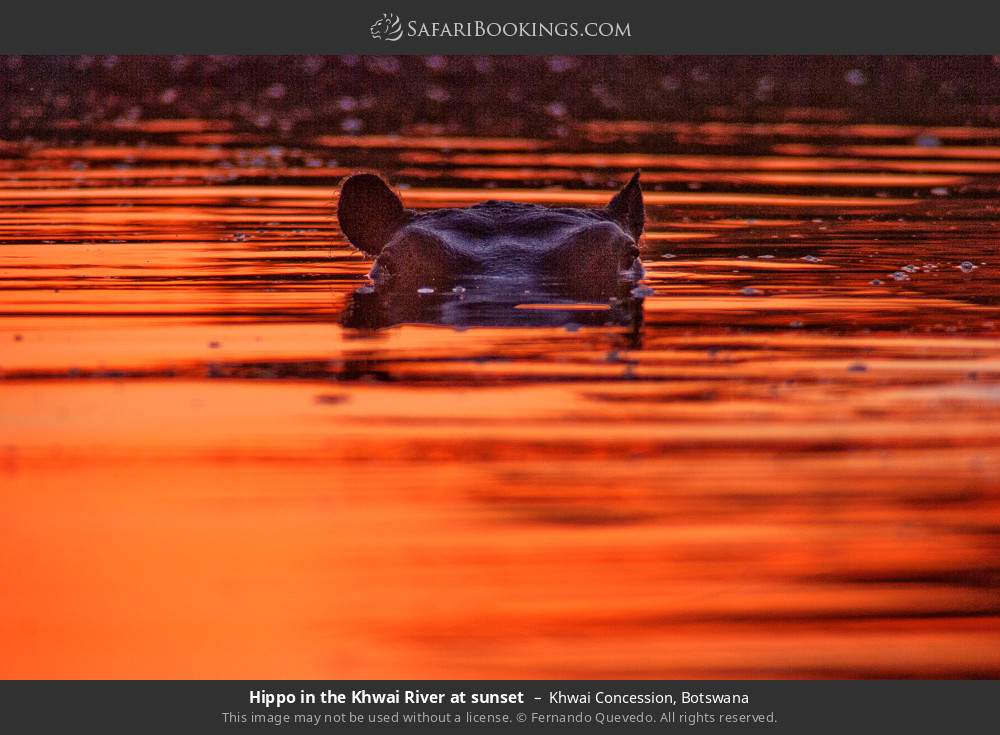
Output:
top-left (844, 68), bottom-right (867, 86)
top-left (544, 102), bottom-right (567, 118)
top-left (340, 117), bottom-right (363, 133)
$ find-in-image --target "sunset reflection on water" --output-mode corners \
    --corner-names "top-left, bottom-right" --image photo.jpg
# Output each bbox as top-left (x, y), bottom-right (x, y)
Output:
top-left (1, 57), bottom-right (999, 678)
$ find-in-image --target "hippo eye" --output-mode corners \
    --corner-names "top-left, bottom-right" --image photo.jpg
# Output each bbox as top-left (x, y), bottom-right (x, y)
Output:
top-left (539, 222), bottom-right (640, 281)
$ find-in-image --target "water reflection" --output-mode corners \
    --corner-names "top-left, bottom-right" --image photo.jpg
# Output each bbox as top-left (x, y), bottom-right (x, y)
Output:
top-left (341, 276), bottom-right (645, 332)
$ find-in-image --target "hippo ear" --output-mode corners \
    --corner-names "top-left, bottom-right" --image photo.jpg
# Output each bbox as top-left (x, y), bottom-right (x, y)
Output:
top-left (606, 171), bottom-right (644, 241)
top-left (337, 174), bottom-right (408, 255)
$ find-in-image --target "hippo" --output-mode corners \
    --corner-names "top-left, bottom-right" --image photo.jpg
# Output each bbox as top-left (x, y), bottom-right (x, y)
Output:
top-left (336, 172), bottom-right (647, 330)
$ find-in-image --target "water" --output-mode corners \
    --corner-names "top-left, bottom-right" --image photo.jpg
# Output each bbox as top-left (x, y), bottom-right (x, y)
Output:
top-left (1, 57), bottom-right (999, 678)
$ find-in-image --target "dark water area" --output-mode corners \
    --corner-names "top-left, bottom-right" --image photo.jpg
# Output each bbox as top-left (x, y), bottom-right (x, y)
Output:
top-left (1, 56), bottom-right (999, 678)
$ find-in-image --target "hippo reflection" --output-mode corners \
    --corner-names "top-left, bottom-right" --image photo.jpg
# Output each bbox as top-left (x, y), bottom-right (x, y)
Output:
top-left (336, 172), bottom-right (646, 330)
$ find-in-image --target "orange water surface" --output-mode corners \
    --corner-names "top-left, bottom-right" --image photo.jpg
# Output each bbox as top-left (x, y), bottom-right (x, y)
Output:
top-left (2, 83), bottom-right (1000, 678)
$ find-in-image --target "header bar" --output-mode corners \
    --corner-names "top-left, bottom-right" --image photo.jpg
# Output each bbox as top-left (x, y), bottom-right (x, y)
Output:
top-left (3, 1), bottom-right (1000, 53)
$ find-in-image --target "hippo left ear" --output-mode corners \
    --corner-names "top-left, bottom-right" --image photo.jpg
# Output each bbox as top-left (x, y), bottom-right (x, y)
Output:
top-left (337, 174), bottom-right (409, 256)
top-left (606, 171), bottom-right (644, 241)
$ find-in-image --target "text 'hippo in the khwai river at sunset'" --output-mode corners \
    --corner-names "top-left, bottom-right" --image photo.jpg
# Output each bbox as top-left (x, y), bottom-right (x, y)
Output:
top-left (335, 172), bottom-right (647, 329)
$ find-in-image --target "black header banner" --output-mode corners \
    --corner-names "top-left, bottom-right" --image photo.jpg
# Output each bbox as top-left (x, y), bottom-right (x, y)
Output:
top-left (2, 0), bottom-right (1000, 53)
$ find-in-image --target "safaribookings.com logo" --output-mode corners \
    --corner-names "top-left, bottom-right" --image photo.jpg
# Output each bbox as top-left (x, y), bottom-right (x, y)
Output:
top-left (370, 13), bottom-right (631, 41)
top-left (370, 13), bottom-right (404, 41)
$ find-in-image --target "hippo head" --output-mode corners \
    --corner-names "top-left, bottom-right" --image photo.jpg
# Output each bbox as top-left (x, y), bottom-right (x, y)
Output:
top-left (336, 172), bottom-right (646, 329)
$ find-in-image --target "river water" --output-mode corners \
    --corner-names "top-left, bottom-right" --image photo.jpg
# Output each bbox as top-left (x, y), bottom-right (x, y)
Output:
top-left (1, 57), bottom-right (998, 677)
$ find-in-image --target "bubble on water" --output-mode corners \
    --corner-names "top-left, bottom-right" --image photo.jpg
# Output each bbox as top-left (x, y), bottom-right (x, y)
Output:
top-left (870, 279), bottom-right (883, 286)
top-left (916, 134), bottom-right (941, 148)
top-left (232, 232), bottom-right (250, 242)
top-left (757, 254), bottom-right (774, 259)
top-left (690, 66), bottom-right (711, 83)
top-left (801, 255), bottom-right (822, 263)
top-left (367, 57), bottom-right (400, 74)
top-left (547, 56), bottom-right (578, 73)
top-left (930, 187), bottom-right (949, 196)
top-left (845, 68), bottom-right (867, 86)
top-left (660, 74), bottom-right (680, 91)
top-left (741, 287), bottom-right (763, 296)
top-left (661, 253), bottom-right (676, 259)
top-left (425, 86), bottom-right (450, 103)
top-left (789, 320), bottom-right (804, 328)
top-left (848, 362), bottom-right (868, 372)
top-left (545, 101), bottom-right (567, 118)
top-left (889, 271), bottom-right (910, 281)
top-left (340, 117), bottom-right (363, 133)
top-left (302, 56), bottom-right (324, 74)
top-left (630, 285), bottom-right (655, 297)
top-left (336, 96), bottom-right (358, 112)
top-left (451, 285), bottom-right (467, 294)
top-left (959, 261), bottom-right (977, 273)
top-left (901, 264), bottom-right (919, 273)
top-left (417, 287), bottom-right (435, 294)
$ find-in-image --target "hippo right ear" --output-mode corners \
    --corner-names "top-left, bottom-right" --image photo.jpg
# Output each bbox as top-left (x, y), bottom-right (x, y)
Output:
top-left (606, 171), bottom-right (644, 242)
top-left (337, 174), bottom-right (409, 255)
